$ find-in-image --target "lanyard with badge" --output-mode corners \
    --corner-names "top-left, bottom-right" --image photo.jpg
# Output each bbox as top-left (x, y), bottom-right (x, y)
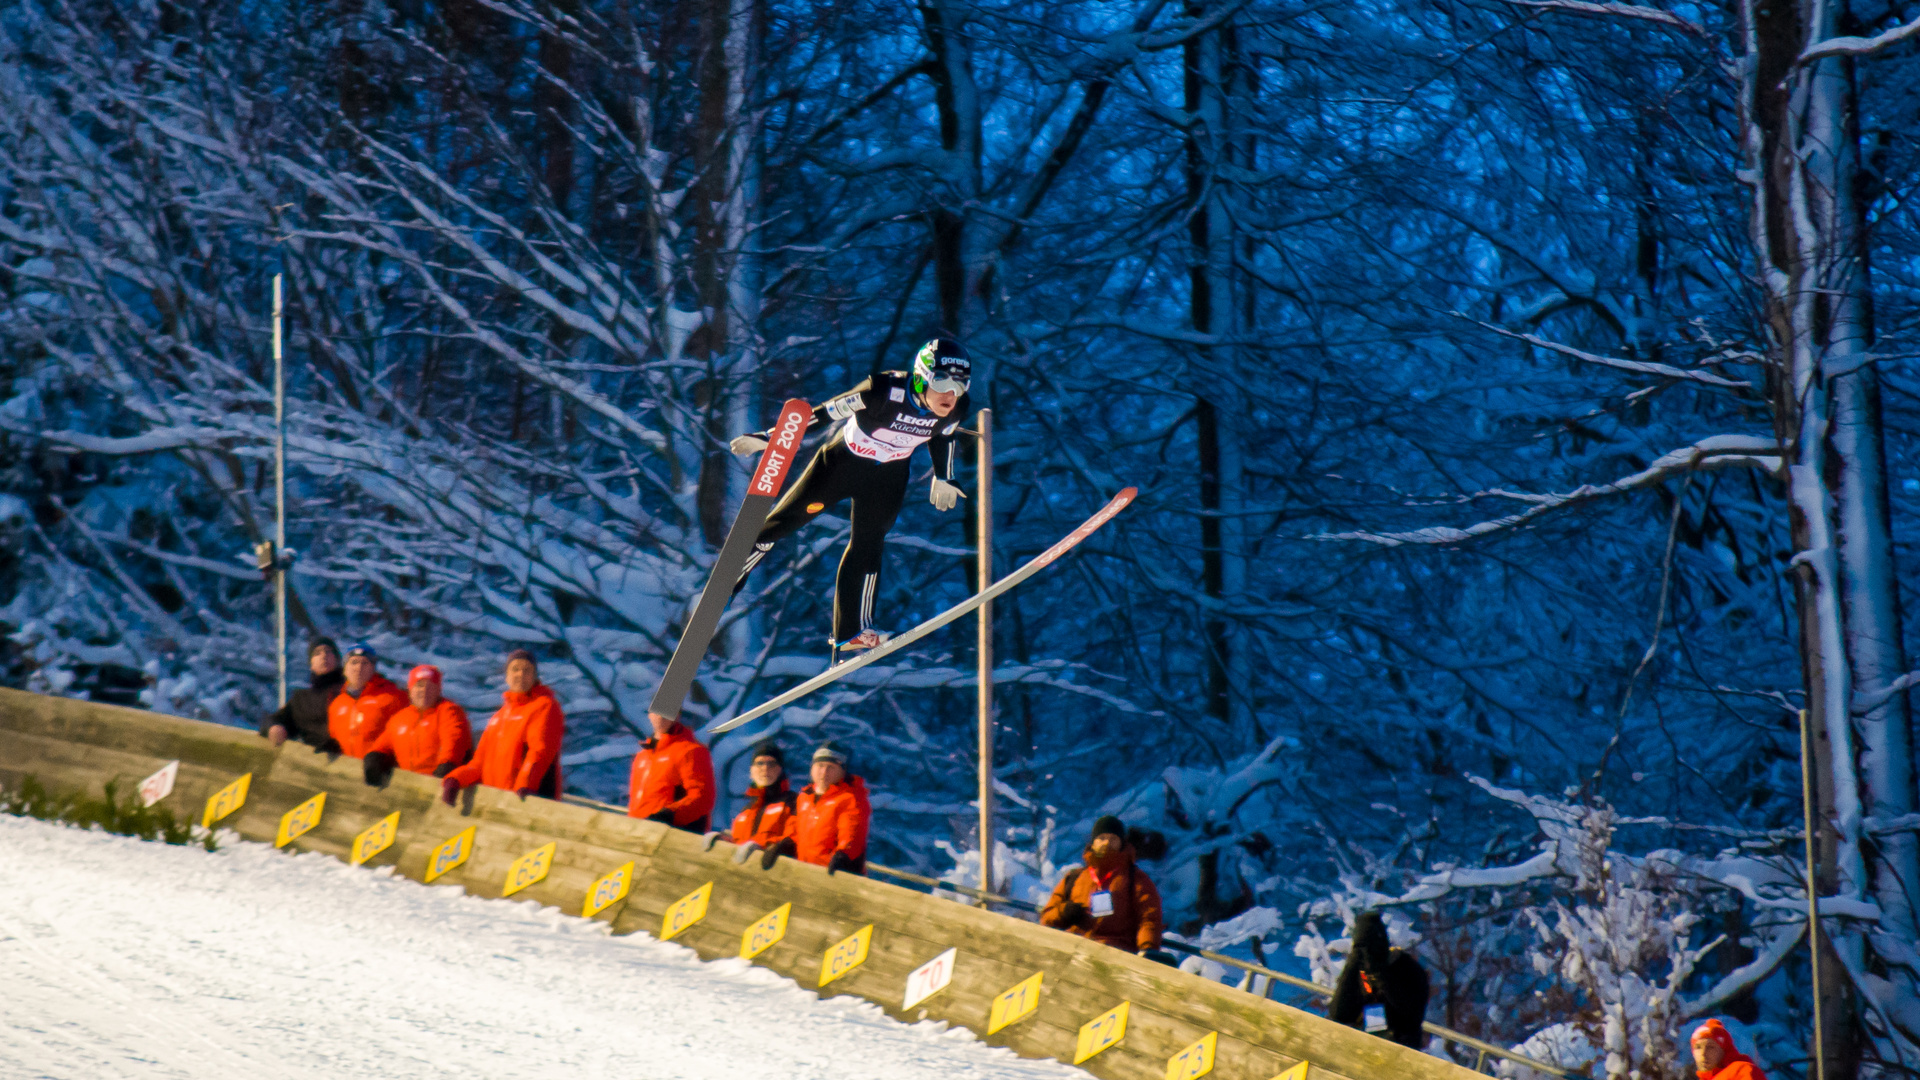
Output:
top-left (1359, 970), bottom-right (1388, 1032)
top-left (1087, 868), bottom-right (1115, 918)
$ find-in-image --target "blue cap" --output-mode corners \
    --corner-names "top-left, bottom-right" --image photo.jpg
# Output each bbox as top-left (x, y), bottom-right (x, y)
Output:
top-left (343, 642), bottom-right (378, 661)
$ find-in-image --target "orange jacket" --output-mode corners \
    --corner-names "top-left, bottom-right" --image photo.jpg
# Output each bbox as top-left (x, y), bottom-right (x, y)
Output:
top-left (730, 779), bottom-right (797, 846)
top-left (626, 722), bottom-right (716, 828)
top-left (1695, 1021), bottom-right (1767, 1080)
top-left (367, 699), bottom-right (472, 775)
top-left (1040, 845), bottom-right (1164, 953)
top-left (326, 676), bottom-right (405, 758)
top-left (792, 774), bottom-right (870, 869)
top-left (445, 685), bottom-right (565, 796)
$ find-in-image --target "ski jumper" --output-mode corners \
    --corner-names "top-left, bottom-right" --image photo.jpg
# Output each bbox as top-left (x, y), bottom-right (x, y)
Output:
top-left (735, 371), bottom-right (969, 642)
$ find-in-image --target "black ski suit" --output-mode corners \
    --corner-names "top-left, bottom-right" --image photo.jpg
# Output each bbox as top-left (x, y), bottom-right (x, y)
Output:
top-left (735, 371), bottom-right (968, 642)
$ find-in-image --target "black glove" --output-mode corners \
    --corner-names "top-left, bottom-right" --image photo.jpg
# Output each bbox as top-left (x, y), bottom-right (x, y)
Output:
top-left (362, 751), bottom-right (396, 787)
top-left (1057, 901), bottom-right (1091, 928)
top-left (431, 762), bottom-right (453, 779)
top-left (1142, 949), bottom-right (1179, 966)
top-left (314, 737), bottom-right (342, 756)
top-left (827, 851), bottom-right (857, 876)
top-left (646, 810), bottom-right (676, 825)
top-left (760, 837), bottom-right (796, 871)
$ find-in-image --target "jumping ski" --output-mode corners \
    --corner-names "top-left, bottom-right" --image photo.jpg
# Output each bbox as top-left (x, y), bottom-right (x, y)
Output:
top-left (705, 486), bottom-right (1137, 735)
top-left (648, 398), bottom-right (813, 722)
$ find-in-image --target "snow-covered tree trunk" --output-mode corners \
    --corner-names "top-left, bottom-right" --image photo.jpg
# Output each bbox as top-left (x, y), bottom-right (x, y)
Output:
top-left (1182, 5), bottom-right (1252, 747)
top-left (719, 0), bottom-right (762, 669)
top-left (1746, 0), bottom-right (1917, 1065)
top-left (691, 0), bottom-right (758, 549)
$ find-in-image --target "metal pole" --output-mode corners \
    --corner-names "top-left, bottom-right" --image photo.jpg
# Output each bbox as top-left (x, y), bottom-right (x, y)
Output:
top-left (976, 408), bottom-right (993, 896)
top-left (1800, 708), bottom-right (1826, 1080)
top-left (274, 274), bottom-right (288, 708)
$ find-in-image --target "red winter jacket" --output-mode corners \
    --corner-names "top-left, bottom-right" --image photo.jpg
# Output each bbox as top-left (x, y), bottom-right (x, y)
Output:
top-left (626, 722), bottom-right (716, 829)
top-left (1040, 844), bottom-right (1164, 954)
top-left (792, 775), bottom-right (870, 871)
top-left (730, 779), bottom-right (797, 847)
top-left (1694, 1020), bottom-right (1767, 1080)
top-left (327, 676), bottom-right (406, 758)
top-left (445, 685), bottom-right (565, 796)
top-left (367, 699), bottom-right (472, 775)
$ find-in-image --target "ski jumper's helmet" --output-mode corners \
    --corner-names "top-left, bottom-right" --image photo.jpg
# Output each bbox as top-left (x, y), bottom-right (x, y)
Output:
top-left (911, 338), bottom-right (971, 397)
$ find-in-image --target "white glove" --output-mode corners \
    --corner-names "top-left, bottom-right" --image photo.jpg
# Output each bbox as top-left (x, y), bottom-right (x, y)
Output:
top-left (731, 841), bottom-right (764, 865)
top-left (730, 434), bottom-right (769, 457)
top-left (930, 478), bottom-right (965, 511)
top-left (701, 830), bottom-right (725, 852)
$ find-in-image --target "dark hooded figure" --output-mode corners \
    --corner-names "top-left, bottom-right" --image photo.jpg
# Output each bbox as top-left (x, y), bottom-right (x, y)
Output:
top-left (1328, 910), bottom-right (1430, 1048)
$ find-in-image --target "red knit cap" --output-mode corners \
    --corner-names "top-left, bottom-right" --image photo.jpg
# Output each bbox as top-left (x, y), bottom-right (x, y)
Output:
top-left (408, 664), bottom-right (442, 688)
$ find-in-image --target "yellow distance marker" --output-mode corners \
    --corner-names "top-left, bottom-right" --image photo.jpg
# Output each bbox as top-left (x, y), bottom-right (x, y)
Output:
top-left (818, 924), bottom-right (873, 987)
top-left (583, 862), bottom-right (634, 918)
top-left (201, 773), bottom-right (251, 828)
top-left (1074, 1001), bottom-right (1130, 1065)
top-left (425, 826), bottom-right (476, 883)
top-left (660, 882), bottom-right (713, 941)
top-left (275, 792), bottom-right (326, 848)
top-left (740, 903), bottom-right (791, 960)
top-left (502, 841), bottom-right (557, 897)
top-left (1167, 1031), bottom-right (1219, 1080)
top-left (350, 812), bottom-right (401, 866)
top-left (987, 972), bottom-right (1043, 1034)
top-left (1270, 1063), bottom-right (1310, 1080)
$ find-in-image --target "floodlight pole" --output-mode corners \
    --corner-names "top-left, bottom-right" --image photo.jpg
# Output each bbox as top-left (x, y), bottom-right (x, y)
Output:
top-left (274, 274), bottom-right (288, 708)
top-left (1800, 708), bottom-right (1826, 1080)
top-left (976, 408), bottom-right (994, 896)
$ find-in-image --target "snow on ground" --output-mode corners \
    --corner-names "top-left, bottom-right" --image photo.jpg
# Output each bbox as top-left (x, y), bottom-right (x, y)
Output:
top-left (0, 815), bottom-right (1089, 1079)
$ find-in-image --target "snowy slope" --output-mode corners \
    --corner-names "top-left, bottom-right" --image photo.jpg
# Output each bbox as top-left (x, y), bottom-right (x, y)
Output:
top-left (0, 815), bottom-right (1089, 1079)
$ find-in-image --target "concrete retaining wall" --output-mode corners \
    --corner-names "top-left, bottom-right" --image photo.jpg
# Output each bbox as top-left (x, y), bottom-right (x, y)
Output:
top-left (0, 687), bottom-right (1479, 1080)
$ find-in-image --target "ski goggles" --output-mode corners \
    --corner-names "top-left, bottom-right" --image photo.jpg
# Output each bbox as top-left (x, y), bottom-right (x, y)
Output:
top-left (922, 371), bottom-right (969, 395)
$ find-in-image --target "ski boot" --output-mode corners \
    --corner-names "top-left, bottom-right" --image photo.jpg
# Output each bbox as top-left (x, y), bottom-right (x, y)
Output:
top-left (829, 629), bottom-right (890, 666)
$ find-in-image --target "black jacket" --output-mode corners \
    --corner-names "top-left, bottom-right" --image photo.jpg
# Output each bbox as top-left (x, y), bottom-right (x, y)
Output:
top-left (1328, 914), bottom-right (1430, 1049)
top-left (775, 372), bottom-right (970, 479)
top-left (258, 670), bottom-right (345, 748)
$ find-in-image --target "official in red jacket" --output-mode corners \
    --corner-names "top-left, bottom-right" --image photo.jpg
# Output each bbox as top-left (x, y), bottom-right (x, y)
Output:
top-left (1692, 1020), bottom-right (1767, 1080)
top-left (761, 742), bottom-right (869, 875)
top-left (1040, 816), bottom-right (1164, 955)
top-left (362, 665), bottom-right (472, 786)
top-left (627, 711), bottom-right (716, 832)
top-left (441, 650), bottom-right (565, 803)
top-left (729, 741), bottom-right (797, 848)
top-left (325, 643), bottom-right (406, 758)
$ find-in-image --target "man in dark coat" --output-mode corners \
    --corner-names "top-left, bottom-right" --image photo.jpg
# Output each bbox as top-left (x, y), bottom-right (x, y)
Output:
top-left (1329, 910), bottom-right (1430, 1048)
top-left (259, 639), bottom-right (344, 749)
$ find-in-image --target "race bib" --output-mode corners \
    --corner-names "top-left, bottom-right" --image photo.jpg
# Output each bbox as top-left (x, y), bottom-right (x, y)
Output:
top-left (1089, 890), bottom-right (1114, 918)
